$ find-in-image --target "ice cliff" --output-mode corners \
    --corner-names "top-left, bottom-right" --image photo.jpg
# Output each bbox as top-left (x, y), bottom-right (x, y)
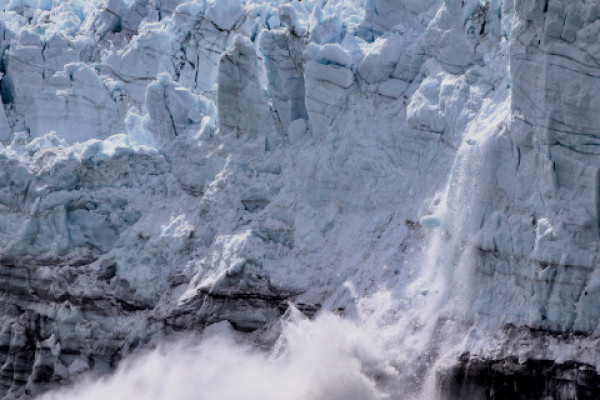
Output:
top-left (0, 0), bottom-right (598, 398)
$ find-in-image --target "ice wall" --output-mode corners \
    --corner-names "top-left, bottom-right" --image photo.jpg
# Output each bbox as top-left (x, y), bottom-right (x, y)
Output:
top-left (0, 0), bottom-right (597, 398)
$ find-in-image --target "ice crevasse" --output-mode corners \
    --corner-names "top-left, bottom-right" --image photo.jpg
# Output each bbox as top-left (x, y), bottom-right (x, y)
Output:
top-left (0, 0), bottom-right (597, 399)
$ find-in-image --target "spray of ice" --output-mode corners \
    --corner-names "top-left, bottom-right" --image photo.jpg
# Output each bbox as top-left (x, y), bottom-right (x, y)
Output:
top-left (40, 296), bottom-right (406, 400)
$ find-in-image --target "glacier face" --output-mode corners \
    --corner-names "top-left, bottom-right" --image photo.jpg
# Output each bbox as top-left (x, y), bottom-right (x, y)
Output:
top-left (0, 0), bottom-right (598, 398)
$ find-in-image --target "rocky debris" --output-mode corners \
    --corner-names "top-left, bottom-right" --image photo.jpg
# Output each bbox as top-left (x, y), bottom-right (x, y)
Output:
top-left (438, 354), bottom-right (600, 400)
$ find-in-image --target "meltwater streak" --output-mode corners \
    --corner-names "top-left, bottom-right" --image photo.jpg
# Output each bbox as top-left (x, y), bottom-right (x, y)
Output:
top-left (416, 97), bottom-right (510, 314)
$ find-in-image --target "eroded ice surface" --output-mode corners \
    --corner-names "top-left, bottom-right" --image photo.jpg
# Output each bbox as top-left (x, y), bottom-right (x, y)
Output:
top-left (0, 0), bottom-right (598, 398)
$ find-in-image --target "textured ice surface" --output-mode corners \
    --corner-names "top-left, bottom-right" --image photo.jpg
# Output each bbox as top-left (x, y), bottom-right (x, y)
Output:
top-left (0, 0), bottom-right (598, 398)
top-left (205, 0), bottom-right (243, 31)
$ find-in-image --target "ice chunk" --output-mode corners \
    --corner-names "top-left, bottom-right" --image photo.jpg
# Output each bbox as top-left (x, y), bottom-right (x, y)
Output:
top-left (406, 74), bottom-right (444, 133)
top-left (6, 188), bottom-right (130, 257)
top-left (125, 112), bottom-right (156, 148)
top-left (16, 60), bottom-right (122, 142)
top-left (420, 215), bottom-right (441, 230)
top-left (358, 0), bottom-right (437, 40)
top-left (5, 0), bottom-right (39, 11)
top-left (377, 78), bottom-right (408, 99)
top-left (145, 73), bottom-right (213, 142)
top-left (303, 46), bottom-right (355, 135)
top-left (309, 6), bottom-right (344, 44)
top-left (89, 0), bottom-right (127, 40)
top-left (103, 29), bottom-right (175, 103)
top-left (171, 1), bottom-right (207, 35)
top-left (306, 42), bottom-right (352, 67)
top-left (217, 35), bottom-right (278, 143)
top-left (205, 0), bottom-right (244, 31)
top-left (305, 61), bottom-right (353, 89)
top-left (0, 108), bottom-right (10, 143)
top-left (259, 29), bottom-right (307, 132)
top-left (279, 3), bottom-right (308, 36)
top-left (288, 118), bottom-right (307, 145)
top-left (357, 36), bottom-right (403, 83)
top-left (24, 132), bottom-right (67, 154)
top-left (406, 68), bottom-right (471, 143)
top-left (170, 9), bottom-right (230, 94)
top-left (2, 30), bottom-right (123, 143)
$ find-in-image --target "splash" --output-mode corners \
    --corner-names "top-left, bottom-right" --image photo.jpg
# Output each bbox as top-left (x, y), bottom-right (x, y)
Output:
top-left (40, 304), bottom-right (400, 400)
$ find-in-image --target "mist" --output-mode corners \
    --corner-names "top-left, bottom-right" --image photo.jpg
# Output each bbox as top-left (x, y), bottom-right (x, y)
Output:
top-left (40, 307), bottom-right (399, 400)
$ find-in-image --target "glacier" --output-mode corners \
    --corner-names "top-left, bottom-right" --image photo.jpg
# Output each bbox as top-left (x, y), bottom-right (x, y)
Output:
top-left (0, 0), bottom-right (597, 399)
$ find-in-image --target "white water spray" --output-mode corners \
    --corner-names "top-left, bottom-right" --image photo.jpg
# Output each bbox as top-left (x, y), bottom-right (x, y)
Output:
top-left (40, 299), bottom-right (401, 400)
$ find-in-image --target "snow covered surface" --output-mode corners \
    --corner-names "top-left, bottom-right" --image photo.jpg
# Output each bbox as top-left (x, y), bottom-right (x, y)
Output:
top-left (0, 0), bottom-right (597, 398)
